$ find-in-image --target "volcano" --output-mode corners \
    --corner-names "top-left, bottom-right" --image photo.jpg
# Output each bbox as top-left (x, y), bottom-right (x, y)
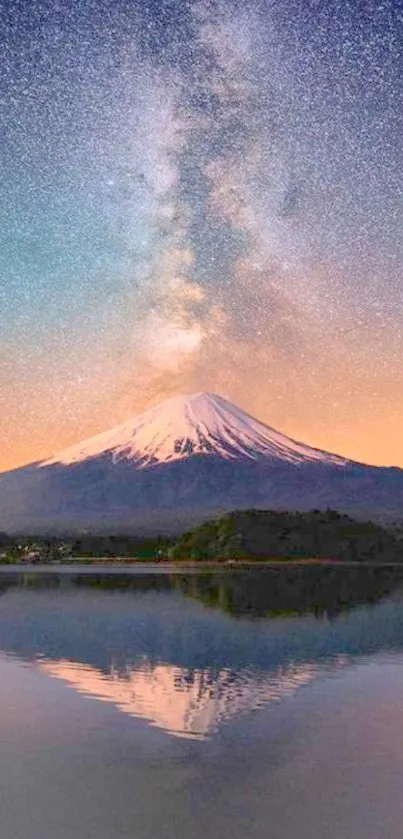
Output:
top-left (0, 392), bottom-right (402, 533)
top-left (42, 392), bottom-right (350, 469)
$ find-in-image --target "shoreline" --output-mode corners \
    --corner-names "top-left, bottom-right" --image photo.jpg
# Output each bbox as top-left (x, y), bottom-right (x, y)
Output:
top-left (1, 558), bottom-right (403, 573)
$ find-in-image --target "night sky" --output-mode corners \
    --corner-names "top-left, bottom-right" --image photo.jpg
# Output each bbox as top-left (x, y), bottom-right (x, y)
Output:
top-left (1, 0), bottom-right (403, 470)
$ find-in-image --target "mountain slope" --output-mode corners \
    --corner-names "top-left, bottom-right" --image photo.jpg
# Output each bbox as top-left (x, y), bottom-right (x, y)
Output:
top-left (41, 392), bottom-right (350, 468)
top-left (0, 392), bottom-right (402, 533)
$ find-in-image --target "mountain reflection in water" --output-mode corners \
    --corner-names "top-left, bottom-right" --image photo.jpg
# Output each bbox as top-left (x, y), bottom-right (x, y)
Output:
top-left (38, 658), bottom-right (345, 739)
top-left (1, 567), bottom-right (403, 739)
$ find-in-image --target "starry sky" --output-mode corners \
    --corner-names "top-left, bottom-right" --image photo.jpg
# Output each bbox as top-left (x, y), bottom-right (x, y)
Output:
top-left (1, 0), bottom-right (403, 471)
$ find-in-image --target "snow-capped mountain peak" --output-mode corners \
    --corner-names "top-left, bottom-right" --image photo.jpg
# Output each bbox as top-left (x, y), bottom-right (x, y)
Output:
top-left (42, 391), bottom-right (348, 469)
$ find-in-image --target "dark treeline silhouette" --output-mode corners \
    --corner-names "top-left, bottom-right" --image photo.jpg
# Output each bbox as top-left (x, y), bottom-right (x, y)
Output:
top-left (69, 534), bottom-right (167, 558)
top-left (2, 509), bottom-right (403, 563)
top-left (0, 533), bottom-right (168, 560)
top-left (169, 509), bottom-right (403, 562)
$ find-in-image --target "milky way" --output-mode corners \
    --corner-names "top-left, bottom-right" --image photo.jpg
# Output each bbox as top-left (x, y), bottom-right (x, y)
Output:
top-left (1, 0), bottom-right (403, 470)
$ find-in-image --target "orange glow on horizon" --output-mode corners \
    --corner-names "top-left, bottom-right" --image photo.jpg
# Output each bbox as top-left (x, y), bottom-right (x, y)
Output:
top-left (2, 347), bottom-right (403, 473)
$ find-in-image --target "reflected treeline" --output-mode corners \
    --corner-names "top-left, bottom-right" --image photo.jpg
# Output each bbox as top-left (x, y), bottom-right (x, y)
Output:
top-left (0, 572), bottom-right (173, 595)
top-left (2, 566), bottom-right (403, 618)
top-left (174, 567), bottom-right (403, 618)
top-left (3, 569), bottom-right (403, 702)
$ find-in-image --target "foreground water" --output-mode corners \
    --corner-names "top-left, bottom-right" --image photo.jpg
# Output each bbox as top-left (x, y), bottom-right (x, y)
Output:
top-left (2, 567), bottom-right (403, 838)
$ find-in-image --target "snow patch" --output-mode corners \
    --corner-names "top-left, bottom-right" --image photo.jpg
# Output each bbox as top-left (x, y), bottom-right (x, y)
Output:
top-left (41, 392), bottom-right (349, 469)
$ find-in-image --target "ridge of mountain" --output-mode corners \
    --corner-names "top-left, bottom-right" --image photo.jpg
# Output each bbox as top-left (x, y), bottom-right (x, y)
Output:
top-left (40, 392), bottom-right (350, 469)
top-left (0, 391), bottom-right (402, 533)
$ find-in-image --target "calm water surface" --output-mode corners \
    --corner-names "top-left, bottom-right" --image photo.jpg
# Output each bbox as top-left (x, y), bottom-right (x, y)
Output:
top-left (2, 566), bottom-right (403, 838)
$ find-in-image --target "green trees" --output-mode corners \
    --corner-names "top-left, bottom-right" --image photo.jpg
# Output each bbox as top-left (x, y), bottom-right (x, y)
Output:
top-left (169, 510), bottom-right (403, 563)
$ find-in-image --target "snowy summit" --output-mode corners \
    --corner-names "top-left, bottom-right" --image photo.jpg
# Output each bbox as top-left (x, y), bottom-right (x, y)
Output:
top-left (42, 391), bottom-right (348, 469)
top-left (2, 391), bottom-right (403, 534)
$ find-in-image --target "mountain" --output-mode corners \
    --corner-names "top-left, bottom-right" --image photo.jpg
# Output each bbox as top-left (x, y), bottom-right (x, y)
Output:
top-left (0, 391), bottom-right (402, 533)
top-left (38, 658), bottom-right (325, 740)
top-left (41, 392), bottom-right (349, 468)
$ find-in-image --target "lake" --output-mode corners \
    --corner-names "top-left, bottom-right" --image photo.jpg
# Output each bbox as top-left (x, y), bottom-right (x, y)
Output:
top-left (2, 565), bottom-right (403, 838)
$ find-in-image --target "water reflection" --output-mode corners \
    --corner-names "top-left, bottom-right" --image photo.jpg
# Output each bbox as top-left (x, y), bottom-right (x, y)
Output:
top-left (38, 658), bottom-right (347, 739)
top-left (174, 565), bottom-right (403, 618)
top-left (1, 567), bottom-right (403, 739)
top-left (2, 563), bottom-right (402, 617)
